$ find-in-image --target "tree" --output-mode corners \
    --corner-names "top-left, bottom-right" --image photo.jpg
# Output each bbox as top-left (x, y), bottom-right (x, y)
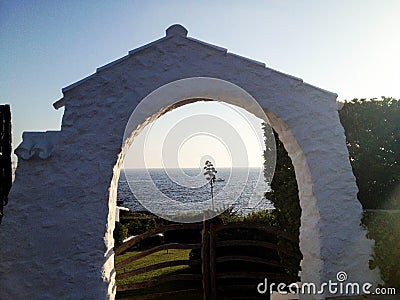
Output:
top-left (263, 126), bottom-right (301, 275)
top-left (264, 97), bottom-right (400, 214)
top-left (339, 97), bottom-right (400, 209)
top-left (264, 129), bottom-right (301, 232)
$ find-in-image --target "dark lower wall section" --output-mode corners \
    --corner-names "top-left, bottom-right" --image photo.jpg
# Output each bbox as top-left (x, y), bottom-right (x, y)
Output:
top-left (0, 104), bottom-right (12, 224)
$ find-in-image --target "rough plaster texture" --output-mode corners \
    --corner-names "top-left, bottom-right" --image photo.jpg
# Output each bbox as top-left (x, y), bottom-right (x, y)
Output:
top-left (0, 25), bottom-right (380, 299)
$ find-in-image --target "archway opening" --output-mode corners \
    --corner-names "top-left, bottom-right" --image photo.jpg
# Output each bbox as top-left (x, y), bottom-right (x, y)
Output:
top-left (116, 100), bottom-right (273, 220)
top-left (106, 80), bottom-right (309, 298)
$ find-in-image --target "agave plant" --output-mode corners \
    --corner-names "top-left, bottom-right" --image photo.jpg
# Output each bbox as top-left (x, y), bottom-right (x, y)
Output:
top-left (204, 160), bottom-right (217, 210)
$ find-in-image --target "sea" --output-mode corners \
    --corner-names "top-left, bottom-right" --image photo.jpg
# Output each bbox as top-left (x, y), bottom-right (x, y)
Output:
top-left (117, 168), bottom-right (273, 218)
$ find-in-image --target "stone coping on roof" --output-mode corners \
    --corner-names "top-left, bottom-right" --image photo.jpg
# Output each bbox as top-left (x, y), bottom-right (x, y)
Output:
top-left (53, 24), bottom-right (337, 110)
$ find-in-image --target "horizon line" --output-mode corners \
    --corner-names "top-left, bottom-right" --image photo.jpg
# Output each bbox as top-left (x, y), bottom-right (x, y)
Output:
top-left (122, 166), bottom-right (264, 170)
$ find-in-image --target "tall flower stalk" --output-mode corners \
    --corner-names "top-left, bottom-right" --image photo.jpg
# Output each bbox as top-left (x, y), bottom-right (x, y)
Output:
top-left (204, 160), bottom-right (217, 210)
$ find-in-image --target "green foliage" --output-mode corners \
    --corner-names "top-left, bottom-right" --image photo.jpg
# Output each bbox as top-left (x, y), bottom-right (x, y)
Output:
top-left (339, 97), bottom-right (400, 209)
top-left (243, 210), bottom-right (279, 227)
top-left (263, 97), bottom-right (400, 211)
top-left (214, 206), bottom-right (278, 226)
top-left (215, 206), bottom-right (242, 223)
top-left (363, 211), bottom-right (400, 288)
top-left (124, 216), bottom-right (157, 236)
top-left (113, 222), bottom-right (128, 248)
top-left (114, 214), bottom-right (157, 248)
top-left (263, 129), bottom-right (301, 276)
top-left (215, 210), bottom-right (278, 242)
top-left (264, 128), bottom-right (301, 234)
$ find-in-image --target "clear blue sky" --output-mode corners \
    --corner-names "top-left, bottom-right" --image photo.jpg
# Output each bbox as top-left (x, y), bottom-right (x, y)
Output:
top-left (1, 1), bottom-right (399, 167)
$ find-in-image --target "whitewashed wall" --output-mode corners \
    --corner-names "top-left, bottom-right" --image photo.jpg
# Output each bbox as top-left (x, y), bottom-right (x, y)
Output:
top-left (0, 25), bottom-right (380, 299)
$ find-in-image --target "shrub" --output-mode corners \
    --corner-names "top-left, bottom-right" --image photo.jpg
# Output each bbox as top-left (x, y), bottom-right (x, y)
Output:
top-left (363, 211), bottom-right (400, 288)
top-left (123, 216), bottom-right (157, 236)
top-left (243, 210), bottom-right (278, 226)
top-left (339, 98), bottom-right (400, 209)
top-left (113, 222), bottom-right (128, 248)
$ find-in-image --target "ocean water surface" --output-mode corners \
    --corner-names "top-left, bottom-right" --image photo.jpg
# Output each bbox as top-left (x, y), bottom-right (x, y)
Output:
top-left (117, 168), bottom-right (273, 217)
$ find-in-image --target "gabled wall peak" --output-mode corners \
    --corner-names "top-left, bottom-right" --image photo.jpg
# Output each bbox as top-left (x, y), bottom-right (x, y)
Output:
top-left (166, 24), bottom-right (188, 37)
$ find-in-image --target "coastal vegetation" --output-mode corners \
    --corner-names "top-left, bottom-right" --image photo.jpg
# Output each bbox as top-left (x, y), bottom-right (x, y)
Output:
top-left (362, 211), bottom-right (400, 288)
top-left (114, 213), bottom-right (158, 248)
top-left (339, 97), bottom-right (400, 209)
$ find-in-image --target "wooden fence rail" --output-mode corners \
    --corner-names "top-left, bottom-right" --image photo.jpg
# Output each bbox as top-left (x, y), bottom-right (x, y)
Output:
top-left (208, 221), bottom-right (301, 300)
top-left (115, 242), bottom-right (200, 269)
top-left (115, 223), bottom-right (204, 300)
top-left (115, 223), bottom-right (203, 255)
top-left (114, 220), bottom-right (301, 300)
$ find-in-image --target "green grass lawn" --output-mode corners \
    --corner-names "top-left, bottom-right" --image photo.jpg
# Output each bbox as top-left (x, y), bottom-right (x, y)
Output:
top-left (115, 248), bottom-right (202, 299)
top-left (116, 249), bottom-right (192, 285)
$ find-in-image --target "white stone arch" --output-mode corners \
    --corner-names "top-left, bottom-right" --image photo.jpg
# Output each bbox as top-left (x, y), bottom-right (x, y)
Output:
top-left (0, 25), bottom-right (380, 299)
